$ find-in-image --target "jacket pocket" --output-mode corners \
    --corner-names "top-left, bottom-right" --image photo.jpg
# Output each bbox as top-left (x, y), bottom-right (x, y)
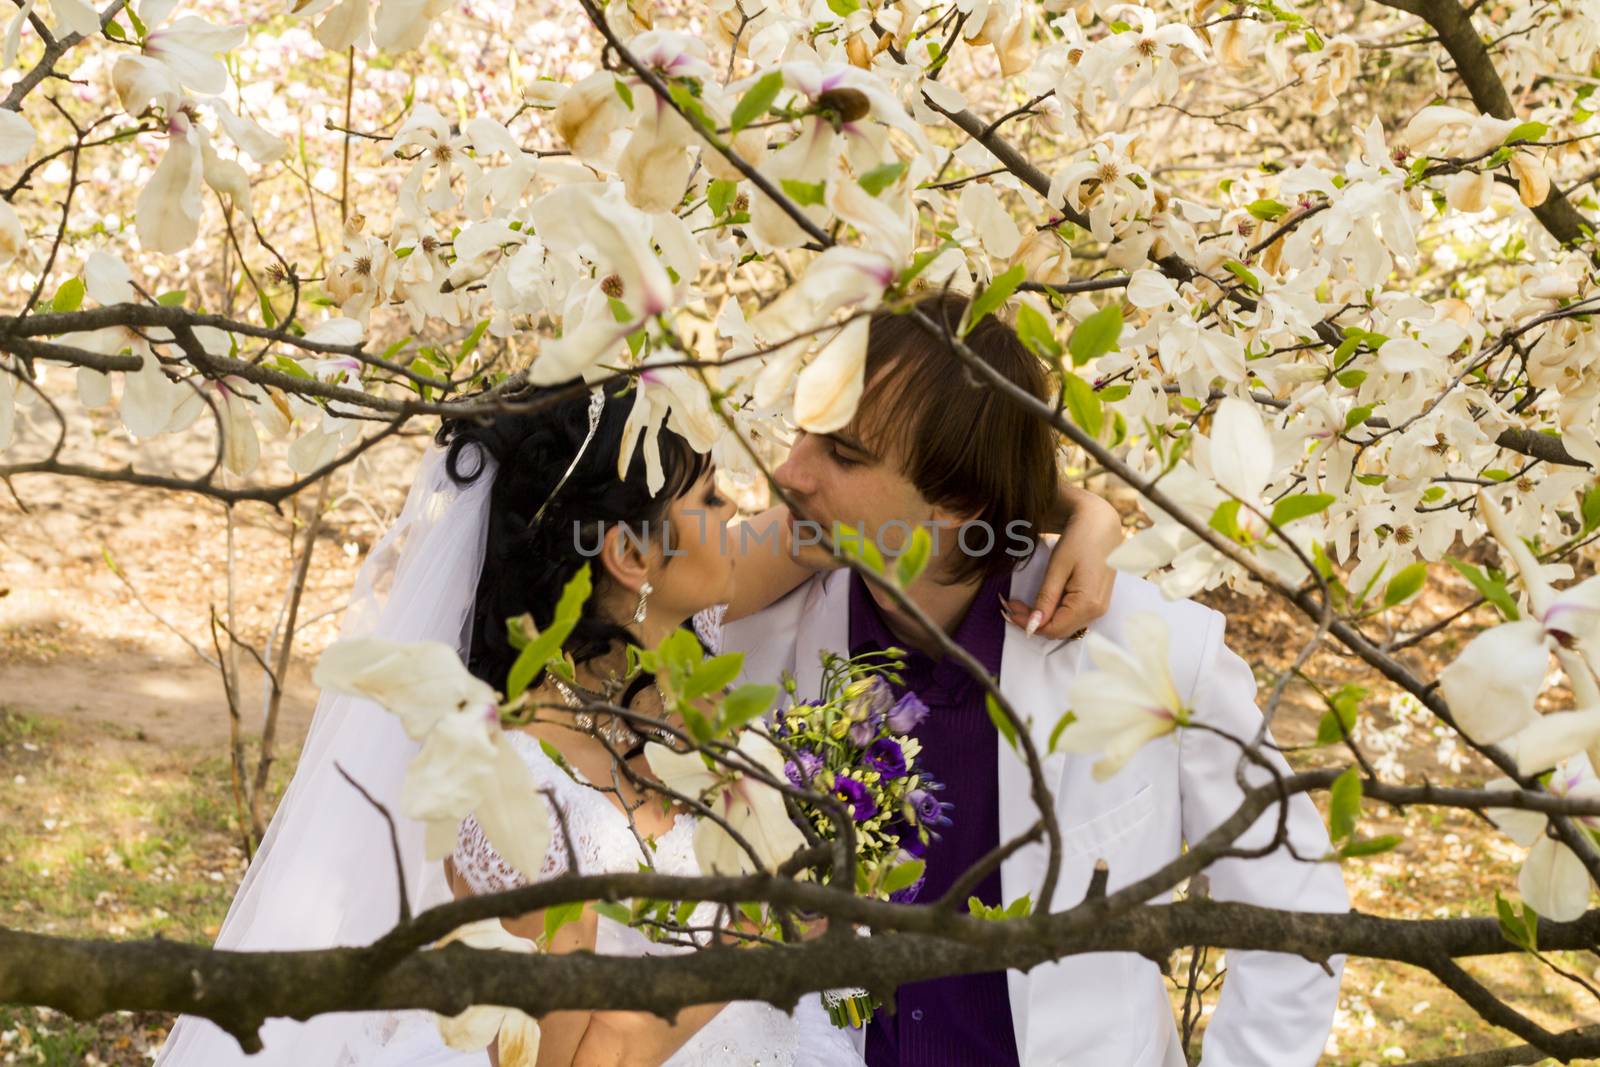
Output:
top-left (1058, 784), bottom-right (1155, 859)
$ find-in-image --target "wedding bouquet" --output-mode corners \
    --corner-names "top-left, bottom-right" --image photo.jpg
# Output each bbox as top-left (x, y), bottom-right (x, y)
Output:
top-left (773, 650), bottom-right (954, 1028)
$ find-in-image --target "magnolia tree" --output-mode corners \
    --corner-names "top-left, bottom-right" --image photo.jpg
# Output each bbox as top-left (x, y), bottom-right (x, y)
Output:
top-left (4, 0), bottom-right (1600, 1061)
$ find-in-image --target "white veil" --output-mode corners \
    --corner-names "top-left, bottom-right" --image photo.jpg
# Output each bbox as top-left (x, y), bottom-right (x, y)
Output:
top-left (156, 443), bottom-right (497, 1066)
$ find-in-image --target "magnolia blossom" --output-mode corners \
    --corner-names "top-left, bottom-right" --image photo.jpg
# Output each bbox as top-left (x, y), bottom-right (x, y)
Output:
top-left (432, 919), bottom-right (541, 1060)
top-left (1486, 757), bottom-right (1599, 922)
top-left (618, 351), bottom-right (719, 495)
top-left (1440, 493), bottom-right (1600, 770)
top-left (314, 637), bottom-right (552, 876)
top-left (138, 0), bottom-right (246, 96)
top-left (645, 730), bottom-right (806, 875)
top-left (136, 111), bottom-right (204, 254)
top-left (0, 108), bottom-right (36, 166)
top-left (1057, 612), bottom-right (1187, 780)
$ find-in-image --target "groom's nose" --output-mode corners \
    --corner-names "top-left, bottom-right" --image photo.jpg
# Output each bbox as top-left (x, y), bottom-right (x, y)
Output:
top-left (774, 432), bottom-right (821, 499)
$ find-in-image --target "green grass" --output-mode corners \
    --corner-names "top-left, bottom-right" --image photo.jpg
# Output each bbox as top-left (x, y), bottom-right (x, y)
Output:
top-left (0, 707), bottom-right (293, 1064)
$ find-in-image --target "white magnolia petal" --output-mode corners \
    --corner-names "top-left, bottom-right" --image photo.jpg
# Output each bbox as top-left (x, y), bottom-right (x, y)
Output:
top-left (1509, 709), bottom-right (1600, 775)
top-left (4, 0), bottom-right (36, 69)
top-left (372, 0), bottom-right (439, 52)
top-left (0, 108), bottom-right (37, 166)
top-left (312, 0), bottom-right (370, 51)
top-left (200, 135), bottom-right (252, 217)
top-left (1125, 268), bottom-right (1179, 310)
top-left (402, 710), bottom-right (498, 823)
top-left (111, 54), bottom-right (182, 115)
top-left (77, 367), bottom-right (111, 408)
top-left (1209, 397), bottom-right (1273, 503)
top-left (313, 637), bottom-right (498, 739)
top-left (793, 316), bottom-right (869, 434)
top-left (209, 98), bottom-right (290, 163)
top-left (51, 0), bottom-right (101, 36)
top-left (120, 352), bottom-right (181, 438)
top-left (136, 117), bottom-right (204, 254)
top-left (471, 737), bottom-right (554, 881)
top-left (1519, 837), bottom-right (1592, 923)
top-left (1437, 621), bottom-right (1548, 745)
top-left (644, 741), bottom-right (716, 797)
top-left (956, 183), bottom-right (1022, 261)
top-left (287, 424), bottom-right (342, 473)
top-left (85, 250), bottom-right (135, 305)
top-left (219, 391), bottom-right (259, 476)
top-left (303, 316), bottom-right (366, 345)
top-left (553, 71), bottom-right (626, 161)
top-left (618, 97), bottom-right (692, 214)
top-left (1401, 105), bottom-right (1476, 151)
top-left (145, 16), bottom-right (246, 95)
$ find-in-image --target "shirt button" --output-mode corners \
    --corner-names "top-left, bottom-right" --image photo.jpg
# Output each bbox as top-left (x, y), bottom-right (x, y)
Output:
top-left (911, 1009), bottom-right (924, 1022)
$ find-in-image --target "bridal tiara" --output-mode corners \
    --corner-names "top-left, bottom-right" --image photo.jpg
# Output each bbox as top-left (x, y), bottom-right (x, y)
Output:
top-left (528, 384), bottom-right (607, 531)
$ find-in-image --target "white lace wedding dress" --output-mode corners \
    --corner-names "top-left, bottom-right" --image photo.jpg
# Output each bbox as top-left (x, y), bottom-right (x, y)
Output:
top-left (450, 732), bottom-right (862, 1067)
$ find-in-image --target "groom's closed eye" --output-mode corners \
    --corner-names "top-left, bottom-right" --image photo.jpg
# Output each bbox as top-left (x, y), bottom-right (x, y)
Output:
top-left (824, 433), bottom-right (874, 469)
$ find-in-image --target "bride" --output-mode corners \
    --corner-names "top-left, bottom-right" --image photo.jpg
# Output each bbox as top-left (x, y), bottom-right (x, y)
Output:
top-left (155, 377), bottom-right (1121, 1067)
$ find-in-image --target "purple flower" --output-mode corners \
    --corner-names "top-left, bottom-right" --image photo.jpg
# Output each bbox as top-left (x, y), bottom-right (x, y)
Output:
top-left (908, 785), bottom-right (953, 829)
top-left (834, 775), bottom-right (879, 822)
top-left (887, 691), bottom-right (929, 734)
top-left (849, 718), bottom-right (877, 748)
top-left (864, 738), bottom-right (907, 779)
top-left (889, 819), bottom-right (928, 859)
top-left (784, 749), bottom-right (824, 787)
top-left (888, 875), bottom-right (926, 905)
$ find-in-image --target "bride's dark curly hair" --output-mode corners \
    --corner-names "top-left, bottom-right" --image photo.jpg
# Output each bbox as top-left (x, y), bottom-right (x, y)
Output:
top-left (435, 378), bottom-right (711, 700)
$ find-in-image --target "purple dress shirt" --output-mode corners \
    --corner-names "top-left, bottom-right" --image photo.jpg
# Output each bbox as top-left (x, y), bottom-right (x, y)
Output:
top-left (851, 568), bottom-right (1021, 1067)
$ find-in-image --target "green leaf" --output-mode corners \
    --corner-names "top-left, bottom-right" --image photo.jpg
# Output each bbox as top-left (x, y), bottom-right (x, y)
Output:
top-left (104, 17), bottom-right (127, 40)
top-left (707, 178), bottom-right (738, 217)
top-left (50, 277), bottom-right (85, 313)
top-left (613, 78), bottom-right (634, 110)
top-left (984, 692), bottom-right (1018, 752)
top-left (1048, 710), bottom-right (1076, 753)
top-left (1060, 371), bottom-right (1103, 438)
top-left (857, 160), bottom-right (907, 197)
top-left (458, 318), bottom-right (490, 363)
top-left (683, 653), bottom-right (743, 702)
top-left (1247, 198), bottom-right (1289, 222)
top-left (895, 525), bottom-right (932, 588)
top-left (156, 289), bottom-right (187, 307)
top-left (1382, 562), bottom-right (1427, 608)
top-left (962, 264), bottom-right (1026, 336)
top-left (835, 522), bottom-right (886, 575)
top-left (731, 70), bottom-right (784, 133)
top-left (1583, 482), bottom-right (1600, 533)
top-left (1269, 492), bottom-right (1334, 527)
top-left (1502, 121), bottom-right (1548, 145)
top-left (1445, 556), bottom-right (1520, 621)
top-left (271, 355), bottom-right (312, 380)
top-left (125, 1), bottom-right (146, 37)
top-left (258, 290), bottom-right (278, 328)
top-left (1315, 684), bottom-right (1366, 745)
top-left (1339, 834), bottom-right (1401, 858)
top-left (1209, 499), bottom-right (1244, 542)
top-left (779, 178), bottom-right (827, 206)
top-left (544, 899), bottom-right (585, 943)
top-left (1328, 766), bottom-right (1362, 842)
top-left (826, 0), bottom-right (860, 14)
top-left (1334, 368), bottom-right (1366, 388)
top-left (720, 683), bottom-right (776, 732)
top-left (506, 565), bottom-right (593, 699)
top-left (591, 900), bottom-right (632, 925)
top-left (1014, 301), bottom-right (1063, 360)
top-left (1067, 304), bottom-right (1123, 367)
top-left (882, 859), bottom-right (925, 894)
top-left (1222, 260), bottom-right (1261, 294)
top-left (1344, 404), bottom-right (1374, 432)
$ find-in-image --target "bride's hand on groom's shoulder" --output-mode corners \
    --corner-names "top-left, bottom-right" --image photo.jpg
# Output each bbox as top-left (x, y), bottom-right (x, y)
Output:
top-left (1004, 486), bottom-right (1121, 641)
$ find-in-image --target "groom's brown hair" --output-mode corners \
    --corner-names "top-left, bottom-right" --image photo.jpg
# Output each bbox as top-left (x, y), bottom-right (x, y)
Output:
top-left (852, 288), bottom-right (1059, 584)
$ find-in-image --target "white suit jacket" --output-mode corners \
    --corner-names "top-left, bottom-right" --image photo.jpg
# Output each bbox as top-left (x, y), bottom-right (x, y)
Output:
top-left (722, 550), bottom-right (1348, 1067)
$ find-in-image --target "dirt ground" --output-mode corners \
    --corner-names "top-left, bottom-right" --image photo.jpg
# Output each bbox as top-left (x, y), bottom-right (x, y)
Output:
top-left (1, 444), bottom-right (1597, 1064)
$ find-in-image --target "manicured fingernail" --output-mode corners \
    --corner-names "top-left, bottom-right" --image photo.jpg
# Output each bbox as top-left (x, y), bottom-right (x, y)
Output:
top-left (1025, 611), bottom-right (1044, 636)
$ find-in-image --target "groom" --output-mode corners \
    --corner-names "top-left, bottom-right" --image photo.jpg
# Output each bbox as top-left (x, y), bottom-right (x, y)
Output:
top-left (722, 291), bottom-right (1347, 1067)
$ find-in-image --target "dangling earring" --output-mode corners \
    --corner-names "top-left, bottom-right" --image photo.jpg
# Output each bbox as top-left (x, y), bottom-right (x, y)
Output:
top-left (633, 580), bottom-right (652, 624)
